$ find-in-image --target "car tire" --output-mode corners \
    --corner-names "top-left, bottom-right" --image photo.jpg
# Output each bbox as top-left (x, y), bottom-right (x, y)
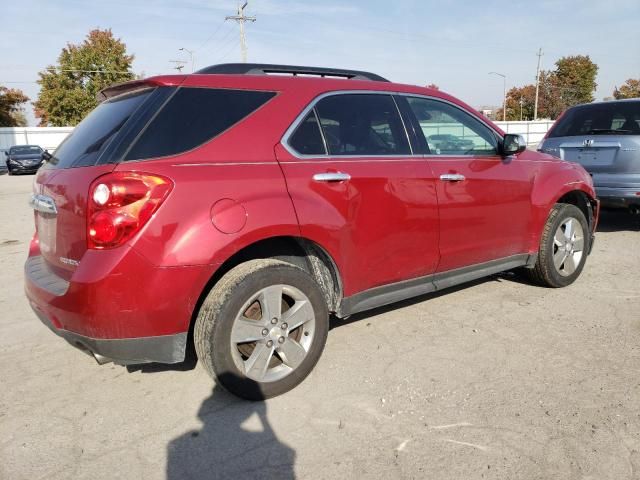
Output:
top-left (526, 203), bottom-right (590, 288)
top-left (194, 259), bottom-right (329, 400)
top-left (7, 167), bottom-right (13, 176)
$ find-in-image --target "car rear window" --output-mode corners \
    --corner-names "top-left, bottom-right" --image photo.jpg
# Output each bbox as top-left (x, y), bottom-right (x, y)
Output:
top-left (48, 89), bottom-right (153, 168)
top-left (124, 88), bottom-right (276, 161)
top-left (548, 101), bottom-right (640, 137)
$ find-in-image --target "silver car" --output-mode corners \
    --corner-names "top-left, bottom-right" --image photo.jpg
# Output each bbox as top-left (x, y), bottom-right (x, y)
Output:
top-left (539, 99), bottom-right (640, 213)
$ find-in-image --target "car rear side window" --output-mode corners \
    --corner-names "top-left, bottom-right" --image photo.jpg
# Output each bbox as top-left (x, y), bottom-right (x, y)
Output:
top-left (288, 110), bottom-right (327, 155)
top-left (314, 94), bottom-right (411, 156)
top-left (548, 102), bottom-right (640, 137)
top-left (49, 89), bottom-right (153, 168)
top-left (124, 88), bottom-right (276, 160)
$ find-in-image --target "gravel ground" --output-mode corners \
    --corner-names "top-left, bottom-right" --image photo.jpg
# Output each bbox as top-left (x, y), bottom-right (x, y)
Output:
top-left (1, 173), bottom-right (639, 480)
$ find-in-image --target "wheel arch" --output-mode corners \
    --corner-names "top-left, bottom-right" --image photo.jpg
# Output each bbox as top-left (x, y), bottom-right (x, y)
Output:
top-left (187, 236), bottom-right (343, 355)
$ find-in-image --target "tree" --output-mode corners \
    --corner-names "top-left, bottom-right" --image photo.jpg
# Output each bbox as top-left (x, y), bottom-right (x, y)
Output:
top-left (613, 78), bottom-right (640, 99)
top-left (34, 29), bottom-right (135, 126)
top-left (553, 55), bottom-right (598, 104)
top-left (502, 84), bottom-right (537, 121)
top-left (0, 86), bottom-right (30, 127)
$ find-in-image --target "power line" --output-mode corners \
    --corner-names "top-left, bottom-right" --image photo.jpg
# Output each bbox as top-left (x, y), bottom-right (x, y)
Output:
top-left (195, 19), bottom-right (227, 51)
top-left (225, 2), bottom-right (256, 63)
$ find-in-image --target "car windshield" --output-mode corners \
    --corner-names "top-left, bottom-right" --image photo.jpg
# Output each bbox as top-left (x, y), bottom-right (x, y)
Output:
top-left (548, 102), bottom-right (640, 137)
top-left (10, 146), bottom-right (42, 155)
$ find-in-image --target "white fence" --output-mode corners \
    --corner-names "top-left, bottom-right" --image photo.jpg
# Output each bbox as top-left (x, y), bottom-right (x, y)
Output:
top-left (0, 121), bottom-right (554, 155)
top-left (0, 127), bottom-right (73, 154)
top-left (494, 120), bottom-right (554, 145)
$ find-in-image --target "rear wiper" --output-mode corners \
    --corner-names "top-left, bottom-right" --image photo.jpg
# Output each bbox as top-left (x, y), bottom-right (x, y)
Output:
top-left (587, 128), bottom-right (632, 135)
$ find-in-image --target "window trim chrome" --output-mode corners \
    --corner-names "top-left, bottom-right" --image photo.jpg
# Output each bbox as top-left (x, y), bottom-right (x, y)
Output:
top-left (280, 90), bottom-right (505, 160)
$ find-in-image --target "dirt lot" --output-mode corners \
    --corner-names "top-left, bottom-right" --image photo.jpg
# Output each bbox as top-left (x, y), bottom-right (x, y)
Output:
top-left (1, 173), bottom-right (639, 480)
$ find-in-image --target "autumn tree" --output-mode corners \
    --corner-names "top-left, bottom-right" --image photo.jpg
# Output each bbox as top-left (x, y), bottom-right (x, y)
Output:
top-left (613, 78), bottom-right (640, 99)
top-left (0, 86), bottom-right (29, 127)
top-left (34, 29), bottom-right (135, 126)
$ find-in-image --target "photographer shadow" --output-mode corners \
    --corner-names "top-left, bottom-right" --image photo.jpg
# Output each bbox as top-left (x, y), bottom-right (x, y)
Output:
top-left (166, 373), bottom-right (296, 480)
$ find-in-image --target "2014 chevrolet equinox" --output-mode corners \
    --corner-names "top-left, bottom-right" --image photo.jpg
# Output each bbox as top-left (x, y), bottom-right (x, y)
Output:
top-left (25, 64), bottom-right (599, 400)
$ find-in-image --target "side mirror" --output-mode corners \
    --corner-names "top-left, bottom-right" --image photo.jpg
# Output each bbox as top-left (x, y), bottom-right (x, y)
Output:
top-left (3, 151), bottom-right (8, 156)
top-left (42, 150), bottom-right (52, 162)
top-left (502, 134), bottom-right (527, 156)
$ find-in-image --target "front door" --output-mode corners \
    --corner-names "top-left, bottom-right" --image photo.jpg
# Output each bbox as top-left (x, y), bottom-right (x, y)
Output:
top-left (403, 96), bottom-right (535, 272)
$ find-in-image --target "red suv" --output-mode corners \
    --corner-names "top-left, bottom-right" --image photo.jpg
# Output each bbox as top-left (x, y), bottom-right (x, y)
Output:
top-left (25, 64), bottom-right (599, 400)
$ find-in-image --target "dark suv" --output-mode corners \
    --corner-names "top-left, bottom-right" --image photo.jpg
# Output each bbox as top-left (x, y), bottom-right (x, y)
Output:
top-left (25, 64), bottom-right (599, 400)
top-left (539, 99), bottom-right (640, 212)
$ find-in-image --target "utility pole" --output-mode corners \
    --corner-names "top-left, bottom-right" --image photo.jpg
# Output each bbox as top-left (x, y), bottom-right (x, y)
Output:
top-left (226, 2), bottom-right (256, 63)
top-left (169, 60), bottom-right (187, 72)
top-left (179, 47), bottom-right (195, 72)
top-left (520, 97), bottom-right (524, 121)
top-left (489, 72), bottom-right (507, 121)
top-left (534, 48), bottom-right (543, 121)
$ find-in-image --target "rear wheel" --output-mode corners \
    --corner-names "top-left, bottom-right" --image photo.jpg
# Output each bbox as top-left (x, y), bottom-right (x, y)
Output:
top-left (194, 259), bottom-right (329, 400)
top-left (526, 203), bottom-right (590, 287)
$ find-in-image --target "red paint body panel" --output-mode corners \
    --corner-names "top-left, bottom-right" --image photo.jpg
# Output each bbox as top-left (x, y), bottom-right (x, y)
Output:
top-left (24, 72), bottom-right (598, 347)
top-left (429, 155), bottom-right (535, 271)
top-left (275, 144), bottom-right (440, 295)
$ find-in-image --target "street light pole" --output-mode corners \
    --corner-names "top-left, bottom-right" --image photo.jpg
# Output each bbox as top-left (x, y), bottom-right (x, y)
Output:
top-left (489, 71), bottom-right (507, 121)
top-left (179, 47), bottom-right (195, 73)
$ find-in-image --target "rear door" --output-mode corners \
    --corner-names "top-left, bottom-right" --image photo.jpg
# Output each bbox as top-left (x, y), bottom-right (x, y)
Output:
top-left (276, 92), bottom-right (440, 297)
top-left (402, 96), bottom-right (534, 272)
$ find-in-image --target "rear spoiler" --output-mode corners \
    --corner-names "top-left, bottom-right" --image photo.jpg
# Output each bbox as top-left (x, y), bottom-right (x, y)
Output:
top-left (96, 77), bottom-right (185, 102)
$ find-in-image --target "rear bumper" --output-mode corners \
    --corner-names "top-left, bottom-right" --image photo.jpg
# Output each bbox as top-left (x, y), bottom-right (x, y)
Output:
top-left (25, 246), bottom-right (215, 364)
top-left (595, 186), bottom-right (640, 208)
top-left (32, 305), bottom-right (187, 365)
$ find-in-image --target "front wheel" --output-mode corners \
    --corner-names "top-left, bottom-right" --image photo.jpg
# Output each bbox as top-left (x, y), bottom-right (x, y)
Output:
top-left (526, 203), bottom-right (590, 288)
top-left (194, 259), bottom-right (329, 400)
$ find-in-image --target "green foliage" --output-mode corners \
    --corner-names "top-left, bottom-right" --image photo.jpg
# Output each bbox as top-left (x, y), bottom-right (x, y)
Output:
top-left (500, 55), bottom-right (599, 120)
top-left (34, 29), bottom-right (135, 126)
top-left (0, 86), bottom-right (29, 127)
top-left (613, 79), bottom-right (640, 99)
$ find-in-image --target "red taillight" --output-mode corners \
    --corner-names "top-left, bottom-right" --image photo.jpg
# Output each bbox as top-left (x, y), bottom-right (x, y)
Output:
top-left (87, 172), bottom-right (173, 249)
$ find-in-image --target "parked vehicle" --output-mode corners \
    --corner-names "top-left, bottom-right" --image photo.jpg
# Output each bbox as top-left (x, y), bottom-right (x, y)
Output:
top-left (5, 145), bottom-right (46, 175)
top-left (25, 63), bottom-right (599, 400)
top-left (538, 99), bottom-right (640, 213)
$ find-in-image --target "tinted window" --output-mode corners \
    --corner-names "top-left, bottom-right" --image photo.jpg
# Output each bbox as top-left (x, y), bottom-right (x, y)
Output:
top-left (49, 89), bottom-right (152, 168)
top-left (314, 94), bottom-right (410, 156)
top-left (548, 102), bottom-right (640, 137)
top-left (406, 97), bottom-right (498, 155)
top-left (288, 110), bottom-right (326, 155)
top-left (125, 88), bottom-right (276, 160)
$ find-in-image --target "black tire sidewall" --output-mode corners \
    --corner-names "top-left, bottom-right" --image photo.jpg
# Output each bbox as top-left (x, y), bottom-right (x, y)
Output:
top-left (540, 204), bottom-right (590, 287)
top-left (202, 262), bottom-right (329, 400)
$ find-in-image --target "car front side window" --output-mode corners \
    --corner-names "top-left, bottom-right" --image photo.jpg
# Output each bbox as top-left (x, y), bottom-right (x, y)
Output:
top-left (406, 97), bottom-right (498, 156)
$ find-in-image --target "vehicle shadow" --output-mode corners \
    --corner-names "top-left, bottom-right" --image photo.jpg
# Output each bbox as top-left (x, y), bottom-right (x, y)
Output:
top-left (597, 208), bottom-right (640, 232)
top-left (166, 372), bottom-right (296, 480)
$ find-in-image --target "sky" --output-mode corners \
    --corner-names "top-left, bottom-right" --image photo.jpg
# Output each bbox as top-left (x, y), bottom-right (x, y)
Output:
top-left (1, 0), bottom-right (639, 125)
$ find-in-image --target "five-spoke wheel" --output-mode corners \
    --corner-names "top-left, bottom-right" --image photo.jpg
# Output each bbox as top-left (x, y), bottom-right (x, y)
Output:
top-left (195, 259), bottom-right (328, 400)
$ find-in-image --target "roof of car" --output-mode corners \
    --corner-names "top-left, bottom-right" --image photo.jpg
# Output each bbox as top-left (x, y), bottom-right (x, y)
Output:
top-left (569, 98), bottom-right (640, 109)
